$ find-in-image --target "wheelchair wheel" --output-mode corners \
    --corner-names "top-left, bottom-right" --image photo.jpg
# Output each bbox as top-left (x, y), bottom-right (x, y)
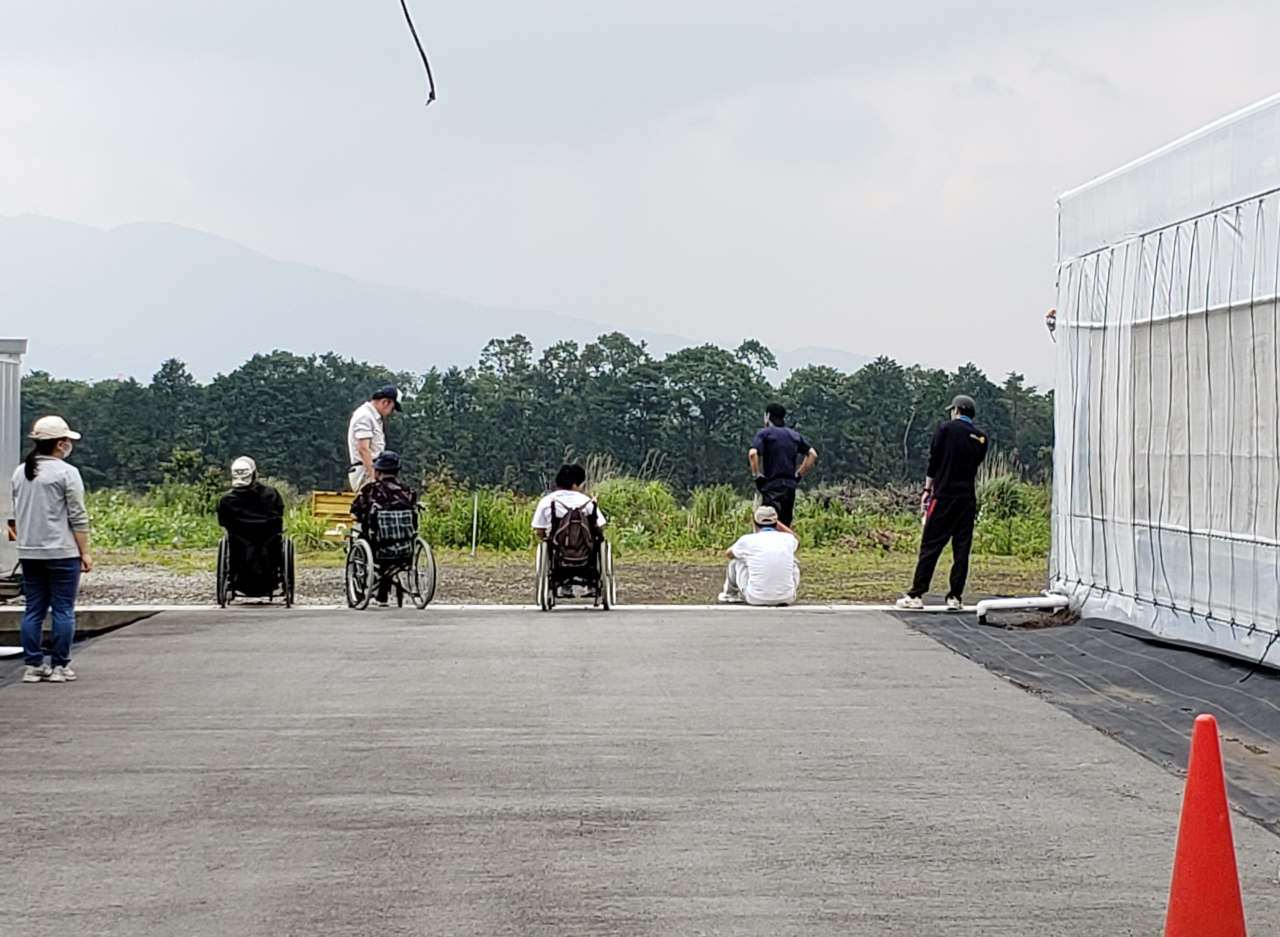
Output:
top-left (535, 541), bottom-right (554, 611)
top-left (216, 536), bottom-right (231, 607)
top-left (405, 538), bottom-right (436, 609)
top-left (345, 538), bottom-right (375, 610)
top-left (599, 540), bottom-right (616, 610)
top-left (282, 536), bottom-right (296, 608)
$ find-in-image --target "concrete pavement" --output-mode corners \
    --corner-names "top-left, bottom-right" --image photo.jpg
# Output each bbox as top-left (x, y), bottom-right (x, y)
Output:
top-left (2, 606), bottom-right (1278, 935)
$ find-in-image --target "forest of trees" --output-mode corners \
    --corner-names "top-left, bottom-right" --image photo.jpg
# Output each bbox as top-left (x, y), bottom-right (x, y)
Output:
top-left (20, 333), bottom-right (1054, 494)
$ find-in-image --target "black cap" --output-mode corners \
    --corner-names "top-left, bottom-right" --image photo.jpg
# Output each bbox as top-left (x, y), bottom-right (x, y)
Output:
top-left (949, 394), bottom-right (976, 415)
top-left (372, 384), bottom-right (403, 411)
top-left (766, 402), bottom-right (786, 423)
top-left (373, 450), bottom-right (401, 473)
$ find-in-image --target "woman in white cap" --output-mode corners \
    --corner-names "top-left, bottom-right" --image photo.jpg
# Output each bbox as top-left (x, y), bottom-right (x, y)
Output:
top-left (12, 415), bottom-right (91, 684)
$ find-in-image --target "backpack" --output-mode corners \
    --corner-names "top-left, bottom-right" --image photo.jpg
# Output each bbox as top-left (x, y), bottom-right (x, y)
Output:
top-left (550, 502), bottom-right (597, 568)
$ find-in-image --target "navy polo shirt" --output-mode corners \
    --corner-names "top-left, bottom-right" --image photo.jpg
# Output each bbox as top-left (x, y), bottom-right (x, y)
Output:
top-left (751, 425), bottom-right (812, 488)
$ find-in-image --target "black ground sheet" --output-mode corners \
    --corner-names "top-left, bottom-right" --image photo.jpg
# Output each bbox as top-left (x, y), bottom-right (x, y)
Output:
top-left (898, 611), bottom-right (1280, 833)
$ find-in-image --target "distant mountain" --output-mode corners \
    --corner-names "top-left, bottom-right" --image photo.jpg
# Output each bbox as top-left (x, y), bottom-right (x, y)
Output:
top-left (0, 215), bottom-right (869, 383)
top-left (772, 346), bottom-right (872, 378)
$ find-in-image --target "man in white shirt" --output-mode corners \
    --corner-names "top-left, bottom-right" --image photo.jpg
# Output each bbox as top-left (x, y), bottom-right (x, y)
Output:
top-left (532, 464), bottom-right (607, 598)
top-left (718, 504), bottom-right (800, 606)
top-left (532, 464), bottom-right (607, 537)
top-left (347, 385), bottom-right (401, 492)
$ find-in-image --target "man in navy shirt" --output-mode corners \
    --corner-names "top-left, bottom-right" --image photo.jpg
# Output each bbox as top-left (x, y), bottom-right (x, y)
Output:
top-left (749, 403), bottom-right (818, 526)
top-left (897, 394), bottom-right (989, 610)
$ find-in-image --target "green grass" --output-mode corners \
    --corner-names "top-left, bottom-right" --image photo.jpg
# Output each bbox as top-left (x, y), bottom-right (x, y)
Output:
top-left (85, 471), bottom-right (1051, 565)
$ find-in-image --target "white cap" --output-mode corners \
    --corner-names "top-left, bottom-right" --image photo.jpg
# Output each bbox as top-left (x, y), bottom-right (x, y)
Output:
top-left (29, 416), bottom-right (81, 440)
top-left (230, 456), bottom-right (257, 488)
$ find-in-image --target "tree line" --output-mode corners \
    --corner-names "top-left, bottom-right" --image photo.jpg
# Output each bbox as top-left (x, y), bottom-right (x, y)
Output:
top-left (20, 333), bottom-right (1053, 494)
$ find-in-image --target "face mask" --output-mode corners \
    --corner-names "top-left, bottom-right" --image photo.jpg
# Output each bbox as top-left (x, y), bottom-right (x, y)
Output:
top-left (60, 440), bottom-right (73, 457)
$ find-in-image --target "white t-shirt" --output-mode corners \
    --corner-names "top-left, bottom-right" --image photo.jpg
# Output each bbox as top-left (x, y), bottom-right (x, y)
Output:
top-left (347, 401), bottom-right (385, 467)
top-left (728, 529), bottom-right (799, 605)
top-left (531, 490), bottom-right (607, 530)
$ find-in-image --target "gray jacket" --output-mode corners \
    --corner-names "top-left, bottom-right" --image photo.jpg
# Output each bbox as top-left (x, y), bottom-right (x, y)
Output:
top-left (11, 458), bottom-right (89, 560)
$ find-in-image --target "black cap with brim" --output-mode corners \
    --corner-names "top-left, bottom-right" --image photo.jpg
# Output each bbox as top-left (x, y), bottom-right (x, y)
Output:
top-left (949, 394), bottom-right (976, 413)
top-left (373, 450), bottom-right (401, 472)
top-left (373, 384), bottom-right (403, 411)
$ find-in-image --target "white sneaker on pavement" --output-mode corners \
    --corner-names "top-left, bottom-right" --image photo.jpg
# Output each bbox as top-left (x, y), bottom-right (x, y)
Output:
top-left (51, 665), bottom-right (76, 682)
top-left (23, 665), bottom-right (50, 683)
top-left (895, 595), bottom-right (924, 610)
top-left (945, 596), bottom-right (963, 610)
top-left (717, 591), bottom-right (746, 604)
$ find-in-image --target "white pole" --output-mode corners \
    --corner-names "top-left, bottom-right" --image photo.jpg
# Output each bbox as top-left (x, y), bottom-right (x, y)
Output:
top-left (471, 493), bottom-right (479, 556)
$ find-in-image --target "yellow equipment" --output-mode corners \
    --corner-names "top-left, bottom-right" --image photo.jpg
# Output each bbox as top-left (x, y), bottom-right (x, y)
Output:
top-left (310, 491), bottom-right (356, 543)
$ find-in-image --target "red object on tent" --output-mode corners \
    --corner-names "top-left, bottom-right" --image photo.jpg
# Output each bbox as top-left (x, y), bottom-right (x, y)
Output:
top-left (1164, 713), bottom-right (1247, 937)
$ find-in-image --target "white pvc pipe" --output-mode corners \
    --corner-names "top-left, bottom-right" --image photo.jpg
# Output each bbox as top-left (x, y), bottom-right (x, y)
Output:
top-left (975, 594), bottom-right (1069, 624)
top-left (471, 493), bottom-right (479, 556)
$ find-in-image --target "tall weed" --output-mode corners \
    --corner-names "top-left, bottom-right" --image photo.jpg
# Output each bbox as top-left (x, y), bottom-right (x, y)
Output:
top-left (84, 470), bottom-right (1051, 558)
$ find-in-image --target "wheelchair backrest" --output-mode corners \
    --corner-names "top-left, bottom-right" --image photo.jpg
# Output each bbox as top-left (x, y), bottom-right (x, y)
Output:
top-left (371, 507), bottom-right (417, 560)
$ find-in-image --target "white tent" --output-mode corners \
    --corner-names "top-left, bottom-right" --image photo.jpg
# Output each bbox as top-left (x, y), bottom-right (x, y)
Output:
top-left (1054, 92), bottom-right (1280, 666)
top-left (1, 338), bottom-right (26, 592)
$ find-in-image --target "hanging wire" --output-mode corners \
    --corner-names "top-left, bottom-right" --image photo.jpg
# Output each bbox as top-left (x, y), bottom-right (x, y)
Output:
top-left (1271, 196), bottom-right (1280, 654)
top-left (1239, 628), bottom-right (1280, 683)
top-left (1246, 202), bottom-right (1263, 634)
top-left (1202, 216), bottom-right (1219, 622)
top-left (1097, 248), bottom-right (1116, 594)
top-left (399, 0), bottom-right (437, 105)
top-left (1183, 221), bottom-right (1200, 622)
top-left (1223, 206), bottom-right (1241, 627)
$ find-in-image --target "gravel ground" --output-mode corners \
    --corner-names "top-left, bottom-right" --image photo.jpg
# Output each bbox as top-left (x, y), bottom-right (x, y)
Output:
top-left (6, 550), bottom-right (1045, 607)
top-left (66, 557), bottom-right (728, 606)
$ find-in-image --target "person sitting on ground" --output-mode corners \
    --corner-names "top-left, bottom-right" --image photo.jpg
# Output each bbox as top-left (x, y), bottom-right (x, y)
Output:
top-left (718, 504), bottom-right (800, 606)
top-left (349, 451), bottom-right (418, 606)
top-left (531, 463), bottom-right (607, 598)
top-left (216, 456), bottom-right (286, 596)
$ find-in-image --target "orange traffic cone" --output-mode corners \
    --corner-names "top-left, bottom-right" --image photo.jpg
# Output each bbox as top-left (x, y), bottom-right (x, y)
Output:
top-left (1164, 713), bottom-right (1247, 937)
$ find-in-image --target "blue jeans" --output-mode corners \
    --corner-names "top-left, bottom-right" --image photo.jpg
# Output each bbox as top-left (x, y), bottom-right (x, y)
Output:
top-left (21, 557), bottom-right (82, 668)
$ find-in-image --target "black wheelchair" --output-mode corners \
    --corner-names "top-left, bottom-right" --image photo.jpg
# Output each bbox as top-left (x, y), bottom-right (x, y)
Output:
top-left (216, 528), bottom-right (295, 607)
top-left (344, 505), bottom-right (437, 609)
top-left (534, 509), bottom-right (616, 611)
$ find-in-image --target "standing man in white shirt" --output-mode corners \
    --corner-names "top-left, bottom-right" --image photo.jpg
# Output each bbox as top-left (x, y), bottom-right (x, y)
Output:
top-left (347, 384), bottom-right (402, 492)
top-left (718, 504), bottom-right (800, 606)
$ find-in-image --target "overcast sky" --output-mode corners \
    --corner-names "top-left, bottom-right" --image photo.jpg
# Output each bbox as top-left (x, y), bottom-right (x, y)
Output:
top-left (4, 1), bottom-right (1280, 384)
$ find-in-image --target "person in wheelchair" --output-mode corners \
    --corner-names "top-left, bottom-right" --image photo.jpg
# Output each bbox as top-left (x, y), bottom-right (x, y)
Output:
top-left (216, 456), bottom-right (287, 599)
top-left (349, 451), bottom-right (418, 606)
top-left (532, 463), bottom-right (607, 599)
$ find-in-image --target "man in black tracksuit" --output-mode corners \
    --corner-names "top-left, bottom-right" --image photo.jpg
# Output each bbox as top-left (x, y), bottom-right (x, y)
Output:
top-left (897, 394), bottom-right (988, 610)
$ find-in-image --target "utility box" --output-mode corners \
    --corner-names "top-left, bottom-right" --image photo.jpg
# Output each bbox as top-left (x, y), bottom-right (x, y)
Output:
top-left (0, 339), bottom-right (27, 598)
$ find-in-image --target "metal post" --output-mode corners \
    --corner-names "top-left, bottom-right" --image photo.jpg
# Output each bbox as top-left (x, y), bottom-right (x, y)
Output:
top-left (471, 493), bottom-right (479, 556)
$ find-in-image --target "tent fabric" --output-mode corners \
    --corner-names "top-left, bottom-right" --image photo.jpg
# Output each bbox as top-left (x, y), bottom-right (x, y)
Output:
top-left (1054, 93), bottom-right (1280, 668)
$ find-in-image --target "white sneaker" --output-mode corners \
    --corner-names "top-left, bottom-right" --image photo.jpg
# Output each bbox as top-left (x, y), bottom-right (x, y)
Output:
top-left (51, 665), bottom-right (76, 682)
top-left (45, 666), bottom-right (65, 683)
top-left (945, 596), bottom-right (963, 610)
top-left (23, 665), bottom-right (50, 683)
top-left (717, 591), bottom-right (746, 604)
top-left (895, 595), bottom-right (924, 610)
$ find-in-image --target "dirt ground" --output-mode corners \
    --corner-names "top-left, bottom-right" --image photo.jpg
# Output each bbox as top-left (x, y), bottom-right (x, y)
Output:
top-left (61, 547), bottom-right (1049, 606)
